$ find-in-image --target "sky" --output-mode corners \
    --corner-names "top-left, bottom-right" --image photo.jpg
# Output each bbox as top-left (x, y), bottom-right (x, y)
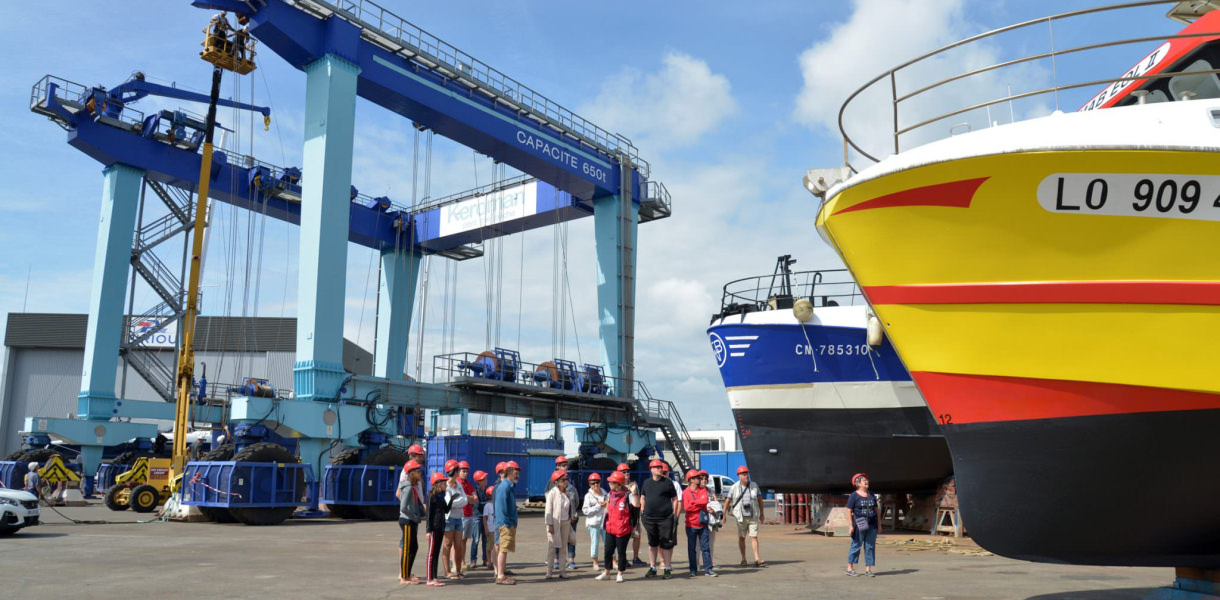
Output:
top-left (0, 1), bottom-right (1191, 432)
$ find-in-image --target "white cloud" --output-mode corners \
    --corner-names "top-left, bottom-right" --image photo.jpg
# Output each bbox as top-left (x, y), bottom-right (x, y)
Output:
top-left (581, 53), bottom-right (737, 152)
top-left (793, 0), bottom-right (1051, 163)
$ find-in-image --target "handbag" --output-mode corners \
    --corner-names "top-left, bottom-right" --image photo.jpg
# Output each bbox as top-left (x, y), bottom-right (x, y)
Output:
top-left (699, 510), bottom-right (710, 526)
top-left (853, 515), bottom-right (870, 533)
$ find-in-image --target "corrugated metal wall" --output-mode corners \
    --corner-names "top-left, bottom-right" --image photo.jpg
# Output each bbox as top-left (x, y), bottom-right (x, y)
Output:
top-left (0, 348), bottom-right (83, 454)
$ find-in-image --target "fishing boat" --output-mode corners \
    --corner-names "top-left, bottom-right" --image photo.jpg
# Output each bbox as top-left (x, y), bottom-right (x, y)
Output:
top-left (708, 255), bottom-right (951, 493)
top-left (812, 3), bottom-right (1220, 568)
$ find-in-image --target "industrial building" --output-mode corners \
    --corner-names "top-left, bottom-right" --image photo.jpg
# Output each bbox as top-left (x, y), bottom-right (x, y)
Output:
top-left (0, 313), bottom-right (374, 455)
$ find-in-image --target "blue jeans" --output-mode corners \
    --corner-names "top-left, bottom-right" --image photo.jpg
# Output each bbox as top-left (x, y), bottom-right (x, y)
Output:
top-left (686, 526), bottom-right (711, 573)
top-left (469, 522), bottom-right (486, 563)
top-left (848, 527), bottom-right (877, 567)
top-left (588, 525), bottom-right (605, 559)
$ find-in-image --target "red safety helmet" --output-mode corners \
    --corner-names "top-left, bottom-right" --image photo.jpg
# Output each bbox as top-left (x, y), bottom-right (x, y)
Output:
top-left (551, 470), bottom-right (568, 482)
top-left (403, 460), bottom-right (422, 473)
top-left (430, 472), bottom-right (447, 485)
top-left (685, 469), bottom-right (698, 480)
top-left (457, 461), bottom-right (471, 470)
top-left (616, 463), bottom-right (630, 472)
top-left (852, 472), bottom-right (869, 486)
top-left (407, 444), bottom-right (425, 456)
top-left (473, 470), bottom-right (487, 482)
top-left (737, 465), bottom-right (750, 475)
top-left (648, 459), bottom-right (665, 469)
top-left (660, 463), bottom-right (670, 473)
top-left (588, 473), bottom-right (601, 481)
top-left (444, 459), bottom-right (459, 474)
top-left (495, 461), bottom-right (507, 474)
top-left (607, 472), bottom-right (626, 485)
top-left (697, 470), bottom-right (709, 478)
top-left (503, 460), bottom-right (520, 471)
top-left (555, 455), bottom-right (568, 465)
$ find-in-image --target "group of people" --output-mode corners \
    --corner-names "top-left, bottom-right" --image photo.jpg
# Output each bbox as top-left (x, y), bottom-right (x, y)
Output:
top-left (393, 447), bottom-right (770, 586)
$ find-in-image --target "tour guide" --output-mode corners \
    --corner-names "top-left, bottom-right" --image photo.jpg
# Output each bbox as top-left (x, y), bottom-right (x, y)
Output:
top-left (638, 458), bottom-right (679, 579)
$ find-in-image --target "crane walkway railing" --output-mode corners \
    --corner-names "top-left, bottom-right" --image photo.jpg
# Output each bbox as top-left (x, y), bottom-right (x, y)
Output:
top-left (121, 348), bottom-right (177, 403)
top-left (288, 0), bottom-right (648, 178)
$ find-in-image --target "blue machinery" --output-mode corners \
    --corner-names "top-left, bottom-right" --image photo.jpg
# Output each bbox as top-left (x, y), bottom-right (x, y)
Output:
top-left (23, 0), bottom-right (695, 516)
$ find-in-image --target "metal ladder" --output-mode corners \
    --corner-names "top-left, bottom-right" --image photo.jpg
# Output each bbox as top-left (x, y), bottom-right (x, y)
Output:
top-left (632, 383), bottom-right (697, 475)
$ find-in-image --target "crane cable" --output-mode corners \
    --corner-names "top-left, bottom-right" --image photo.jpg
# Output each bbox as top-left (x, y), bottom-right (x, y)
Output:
top-left (413, 131), bottom-right (433, 381)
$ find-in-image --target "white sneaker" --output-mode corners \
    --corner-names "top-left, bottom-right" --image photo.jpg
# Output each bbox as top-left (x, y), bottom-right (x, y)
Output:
top-left (616, 573), bottom-right (624, 583)
top-left (595, 572), bottom-right (607, 581)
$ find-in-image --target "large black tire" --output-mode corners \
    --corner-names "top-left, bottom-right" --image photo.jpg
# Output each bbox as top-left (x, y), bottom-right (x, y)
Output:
top-left (197, 444), bottom-right (237, 523)
top-left (17, 448), bottom-right (60, 465)
top-left (4, 450), bottom-right (25, 461)
top-left (325, 448), bottom-right (365, 520)
top-left (359, 447), bottom-right (410, 521)
top-left (104, 484), bottom-right (129, 511)
top-left (130, 484), bottom-right (160, 513)
top-left (227, 443), bottom-right (301, 526)
top-left (109, 451), bottom-right (153, 467)
top-left (587, 457), bottom-right (619, 472)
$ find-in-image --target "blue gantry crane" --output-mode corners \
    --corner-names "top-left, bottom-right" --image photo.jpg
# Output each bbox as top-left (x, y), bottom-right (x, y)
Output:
top-left (21, 3), bottom-right (694, 523)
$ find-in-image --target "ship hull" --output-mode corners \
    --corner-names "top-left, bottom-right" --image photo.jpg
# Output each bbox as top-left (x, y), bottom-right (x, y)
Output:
top-left (733, 405), bottom-right (950, 492)
top-left (710, 306), bottom-right (951, 493)
top-left (816, 128), bottom-right (1220, 566)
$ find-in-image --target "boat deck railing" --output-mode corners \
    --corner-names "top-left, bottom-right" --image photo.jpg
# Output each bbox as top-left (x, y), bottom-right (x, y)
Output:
top-left (719, 268), bottom-right (865, 313)
top-left (838, 0), bottom-right (1220, 169)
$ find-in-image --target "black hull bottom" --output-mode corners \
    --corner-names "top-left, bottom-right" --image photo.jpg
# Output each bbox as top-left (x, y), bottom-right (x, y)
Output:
top-left (734, 407), bottom-right (952, 493)
top-left (948, 409), bottom-right (1220, 567)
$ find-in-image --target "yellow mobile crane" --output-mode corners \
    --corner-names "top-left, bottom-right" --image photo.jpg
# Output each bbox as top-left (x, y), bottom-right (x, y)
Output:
top-left (105, 16), bottom-right (260, 513)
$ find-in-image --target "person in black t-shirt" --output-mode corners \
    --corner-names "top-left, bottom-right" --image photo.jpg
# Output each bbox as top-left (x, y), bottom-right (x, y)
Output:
top-left (637, 459), bottom-right (679, 579)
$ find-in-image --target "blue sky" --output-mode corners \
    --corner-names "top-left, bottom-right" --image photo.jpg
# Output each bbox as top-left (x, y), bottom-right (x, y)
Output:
top-left (0, 1), bottom-right (1189, 430)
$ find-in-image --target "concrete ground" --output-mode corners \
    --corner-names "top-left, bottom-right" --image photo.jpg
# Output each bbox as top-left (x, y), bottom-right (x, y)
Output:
top-left (3, 502), bottom-right (1171, 599)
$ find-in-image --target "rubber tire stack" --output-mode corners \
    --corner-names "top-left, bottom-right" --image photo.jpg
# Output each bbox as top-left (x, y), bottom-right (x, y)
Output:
top-left (358, 447), bottom-right (410, 521)
top-left (226, 443), bottom-right (302, 526)
top-left (325, 448), bottom-right (365, 520)
top-left (196, 444), bottom-right (237, 523)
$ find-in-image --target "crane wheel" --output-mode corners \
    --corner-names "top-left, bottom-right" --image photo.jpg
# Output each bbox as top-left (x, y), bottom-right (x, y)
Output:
top-left (227, 443), bottom-right (301, 526)
top-left (104, 484), bottom-right (130, 511)
top-left (18, 448), bottom-right (61, 464)
top-left (198, 444), bottom-right (237, 523)
top-left (4, 450), bottom-right (24, 461)
top-left (359, 447), bottom-right (410, 521)
top-left (130, 484), bottom-right (160, 513)
top-left (326, 447), bottom-right (365, 520)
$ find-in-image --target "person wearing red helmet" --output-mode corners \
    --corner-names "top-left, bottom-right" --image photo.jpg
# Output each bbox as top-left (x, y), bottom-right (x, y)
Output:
top-left (399, 444), bottom-right (428, 517)
top-left (682, 469), bottom-right (715, 577)
top-left (469, 470), bottom-right (490, 569)
top-left (437, 460), bottom-right (467, 579)
top-left (595, 471), bottom-right (639, 582)
top-left (728, 465), bottom-right (765, 567)
top-left (493, 460), bottom-right (521, 585)
top-left (617, 462), bottom-right (645, 566)
top-left (426, 471), bottom-right (467, 587)
top-left (544, 470), bottom-right (575, 579)
top-left (545, 455), bottom-right (580, 570)
top-left (639, 459), bottom-right (679, 579)
top-left (846, 473), bottom-right (879, 577)
top-left (396, 460), bottom-right (426, 585)
top-left (581, 472), bottom-right (608, 571)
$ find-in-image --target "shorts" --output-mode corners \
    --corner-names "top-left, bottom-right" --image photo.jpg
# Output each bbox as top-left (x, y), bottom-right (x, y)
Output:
top-left (642, 514), bottom-right (676, 550)
top-left (445, 517), bottom-right (463, 532)
top-left (736, 517), bottom-right (760, 537)
top-left (462, 516), bottom-right (479, 538)
top-left (497, 525), bottom-right (517, 553)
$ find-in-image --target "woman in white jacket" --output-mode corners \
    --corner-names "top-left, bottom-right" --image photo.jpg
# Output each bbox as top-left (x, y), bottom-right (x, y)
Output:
top-left (582, 473), bottom-right (608, 571)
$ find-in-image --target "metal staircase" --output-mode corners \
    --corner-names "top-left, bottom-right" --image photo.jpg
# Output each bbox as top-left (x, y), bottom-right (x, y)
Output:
top-left (632, 382), bottom-right (697, 475)
top-left (119, 178), bottom-right (196, 403)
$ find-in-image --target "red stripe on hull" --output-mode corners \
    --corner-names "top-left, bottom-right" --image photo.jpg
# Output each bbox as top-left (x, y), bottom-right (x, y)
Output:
top-left (831, 177), bottom-right (988, 215)
top-left (865, 281), bottom-right (1220, 306)
top-left (911, 371), bottom-right (1220, 424)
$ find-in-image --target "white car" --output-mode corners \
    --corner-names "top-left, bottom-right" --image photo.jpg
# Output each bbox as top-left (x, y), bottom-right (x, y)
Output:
top-left (0, 488), bottom-right (40, 535)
